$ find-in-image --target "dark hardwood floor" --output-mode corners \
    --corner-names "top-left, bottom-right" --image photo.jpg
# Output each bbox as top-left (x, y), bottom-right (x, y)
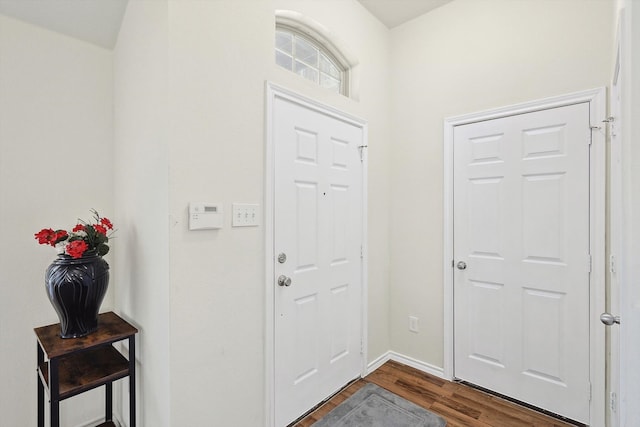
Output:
top-left (294, 360), bottom-right (578, 427)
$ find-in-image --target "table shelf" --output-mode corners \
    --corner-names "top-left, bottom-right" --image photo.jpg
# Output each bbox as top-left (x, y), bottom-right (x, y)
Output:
top-left (38, 345), bottom-right (129, 400)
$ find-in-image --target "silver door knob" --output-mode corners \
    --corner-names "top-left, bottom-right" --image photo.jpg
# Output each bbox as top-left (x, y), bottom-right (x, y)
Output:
top-left (277, 253), bottom-right (287, 264)
top-left (277, 275), bottom-right (292, 287)
top-left (456, 261), bottom-right (467, 270)
top-left (600, 313), bottom-right (620, 325)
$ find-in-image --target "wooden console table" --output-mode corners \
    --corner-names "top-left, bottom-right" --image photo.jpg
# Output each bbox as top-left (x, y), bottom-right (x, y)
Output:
top-left (35, 312), bottom-right (138, 427)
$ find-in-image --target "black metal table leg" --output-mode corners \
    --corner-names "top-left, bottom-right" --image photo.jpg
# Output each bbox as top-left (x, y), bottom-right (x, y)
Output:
top-left (105, 382), bottom-right (113, 421)
top-left (49, 357), bottom-right (60, 427)
top-left (37, 343), bottom-right (44, 427)
top-left (129, 336), bottom-right (136, 427)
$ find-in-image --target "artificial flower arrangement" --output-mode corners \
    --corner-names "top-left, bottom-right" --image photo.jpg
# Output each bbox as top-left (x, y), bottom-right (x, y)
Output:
top-left (35, 210), bottom-right (114, 259)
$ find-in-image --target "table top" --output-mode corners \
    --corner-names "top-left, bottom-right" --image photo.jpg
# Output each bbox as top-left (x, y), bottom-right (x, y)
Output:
top-left (34, 312), bottom-right (138, 358)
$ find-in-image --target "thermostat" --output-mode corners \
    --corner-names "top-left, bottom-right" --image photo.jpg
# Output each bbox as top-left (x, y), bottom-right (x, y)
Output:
top-left (189, 203), bottom-right (223, 230)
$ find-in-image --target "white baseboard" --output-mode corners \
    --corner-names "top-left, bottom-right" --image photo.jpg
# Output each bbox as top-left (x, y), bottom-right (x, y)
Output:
top-left (73, 416), bottom-right (107, 427)
top-left (367, 351), bottom-right (446, 379)
top-left (113, 415), bottom-right (125, 427)
top-left (74, 417), bottom-right (124, 427)
top-left (366, 351), bottom-right (391, 374)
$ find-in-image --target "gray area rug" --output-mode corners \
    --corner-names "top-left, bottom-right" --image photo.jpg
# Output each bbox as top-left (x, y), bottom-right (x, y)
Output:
top-left (311, 383), bottom-right (447, 427)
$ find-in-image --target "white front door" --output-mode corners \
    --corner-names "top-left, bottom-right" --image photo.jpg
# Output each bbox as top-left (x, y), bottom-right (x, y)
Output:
top-left (272, 93), bottom-right (364, 427)
top-left (453, 103), bottom-right (591, 423)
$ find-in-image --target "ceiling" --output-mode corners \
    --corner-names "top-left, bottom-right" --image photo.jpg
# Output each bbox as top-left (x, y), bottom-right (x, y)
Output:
top-left (0, 0), bottom-right (128, 49)
top-left (357, 0), bottom-right (452, 28)
top-left (0, 0), bottom-right (450, 50)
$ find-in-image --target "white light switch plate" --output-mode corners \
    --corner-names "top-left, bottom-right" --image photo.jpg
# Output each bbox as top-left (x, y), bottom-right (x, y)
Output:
top-left (232, 203), bottom-right (259, 227)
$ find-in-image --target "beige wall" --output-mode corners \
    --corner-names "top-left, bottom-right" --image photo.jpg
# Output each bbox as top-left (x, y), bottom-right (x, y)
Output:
top-left (0, 0), bottom-right (623, 425)
top-left (113, 0), bottom-right (391, 425)
top-left (167, 1), bottom-right (391, 425)
top-left (388, 0), bottom-right (614, 367)
top-left (113, 1), bottom-right (171, 426)
top-left (0, 14), bottom-right (114, 427)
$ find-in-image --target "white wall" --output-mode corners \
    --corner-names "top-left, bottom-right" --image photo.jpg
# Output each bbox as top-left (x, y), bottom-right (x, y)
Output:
top-left (272, 0), bottom-right (392, 365)
top-left (110, 0), bottom-right (390, 425)
top-left (0, 14), bottom-right (114, 427)
top-left (165, 1), bottom-right (390, 425)
top-left (388, 0), bottom-right (614, 367)
top-left (113, 1), bottom-right (171, 426)
top-left (3, 0), bottom-right (622, 425)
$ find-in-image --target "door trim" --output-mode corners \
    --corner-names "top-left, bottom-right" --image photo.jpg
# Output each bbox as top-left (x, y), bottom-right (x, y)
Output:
top-left (443, 88), bottom-right (606, 426)
top-left (264, 82), bottom-right (369, 427)
top-left (608, 13), bottom-right (624, 426)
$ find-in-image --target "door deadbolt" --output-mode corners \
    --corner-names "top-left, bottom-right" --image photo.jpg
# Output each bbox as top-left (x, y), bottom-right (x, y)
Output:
top-left (277, 253), bottom-right (287, 264)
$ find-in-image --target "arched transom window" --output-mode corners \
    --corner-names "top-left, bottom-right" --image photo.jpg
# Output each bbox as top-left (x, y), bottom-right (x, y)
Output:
top-left (275, 25), bottom-right (346, 95)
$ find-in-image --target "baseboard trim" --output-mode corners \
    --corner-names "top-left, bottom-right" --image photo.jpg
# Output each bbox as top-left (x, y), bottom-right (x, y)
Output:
top-left (367, 351), bottom-right (445, 379)
top-left (73, 416), bottom-right (107, 427)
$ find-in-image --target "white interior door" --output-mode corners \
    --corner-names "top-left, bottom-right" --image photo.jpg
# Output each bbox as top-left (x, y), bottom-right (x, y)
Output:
top-left (453, 103), bottom-right (591, 423)
top-left (272, 94), bottom-right (364, 427)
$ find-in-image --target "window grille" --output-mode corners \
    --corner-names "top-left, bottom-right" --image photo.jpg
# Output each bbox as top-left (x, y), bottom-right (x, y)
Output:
top-left (275, 26), bottom-right (346, 95)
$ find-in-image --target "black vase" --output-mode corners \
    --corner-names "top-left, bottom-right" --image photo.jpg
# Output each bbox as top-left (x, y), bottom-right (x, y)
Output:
top-left (45, 251), bottom-right (109, 338)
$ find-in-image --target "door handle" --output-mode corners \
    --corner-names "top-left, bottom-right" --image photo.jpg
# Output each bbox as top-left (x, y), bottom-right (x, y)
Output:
top-left (600, 312), bottom-right (620, 326)
top-left (277, 275), bottom-right (292, 287)
top-left (456, 261), bottom-right (467, 270)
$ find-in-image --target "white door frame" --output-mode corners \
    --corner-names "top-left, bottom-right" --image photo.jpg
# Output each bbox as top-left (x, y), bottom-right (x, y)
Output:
top-left (443, 88), bottom-right (606, 426)
top-left (609, 13), bottom-right (624, 426)
top-left (616, 2), bottom-right (640, 424)
top-left (264, 82), bottom-right (369, 427)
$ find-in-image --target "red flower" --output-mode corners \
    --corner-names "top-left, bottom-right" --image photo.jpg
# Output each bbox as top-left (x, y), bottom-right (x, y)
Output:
top-left (35, 210), bottom-right (115, 256)
top-left (94, 224), bottom-right (107, 235)
top-left (35, 228), bottom-right (56, 245)
top-left (100, 217), bottom-right (113, 230)
top-left (35, 229), bottom-right (67, 246)
top-left (66, 240), bottom-right (88, 259)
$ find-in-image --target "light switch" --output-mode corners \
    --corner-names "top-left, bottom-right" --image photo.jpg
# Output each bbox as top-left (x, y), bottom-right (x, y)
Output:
top-left (232, 203), bottom-right (259, 227)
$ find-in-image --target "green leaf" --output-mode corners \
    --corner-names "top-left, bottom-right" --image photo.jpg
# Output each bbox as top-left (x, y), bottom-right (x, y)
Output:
top-left (97, 244), bottom-right (109, 256)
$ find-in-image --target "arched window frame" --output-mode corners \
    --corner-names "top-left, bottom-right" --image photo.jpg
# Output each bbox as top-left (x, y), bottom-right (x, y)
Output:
top-left (275, 10), bottom-right (359, 99)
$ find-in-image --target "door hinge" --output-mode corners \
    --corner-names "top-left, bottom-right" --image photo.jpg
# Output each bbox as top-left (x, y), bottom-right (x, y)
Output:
top-left (360, 339), bottom-right (364, 355)
top-left (358, 145), bottom-right (368, 162)
top-left (587, 128), bottom-right (595, 145)
top-left (588, 382), bottom-right (593, 402)
top-left (360, 245), bottom-right (363, 259)
top-left (610, 254), bottom-right (617, 274)
top-left (588, 254), bottom-right (592, 273)
top-left (610, 391), bottom-right (618, 413)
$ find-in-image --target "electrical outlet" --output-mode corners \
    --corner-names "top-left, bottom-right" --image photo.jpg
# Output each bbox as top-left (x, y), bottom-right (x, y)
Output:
top-left (409, 316), bottom-right (419, 333)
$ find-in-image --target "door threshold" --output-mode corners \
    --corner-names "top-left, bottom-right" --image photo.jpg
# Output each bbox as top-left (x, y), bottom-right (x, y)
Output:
top-left (455, 379), bottom-right (587, 427)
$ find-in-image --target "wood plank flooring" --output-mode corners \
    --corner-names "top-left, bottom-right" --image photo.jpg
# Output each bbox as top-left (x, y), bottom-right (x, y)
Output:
top-left (294, 360), bottom-right (578, 427)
